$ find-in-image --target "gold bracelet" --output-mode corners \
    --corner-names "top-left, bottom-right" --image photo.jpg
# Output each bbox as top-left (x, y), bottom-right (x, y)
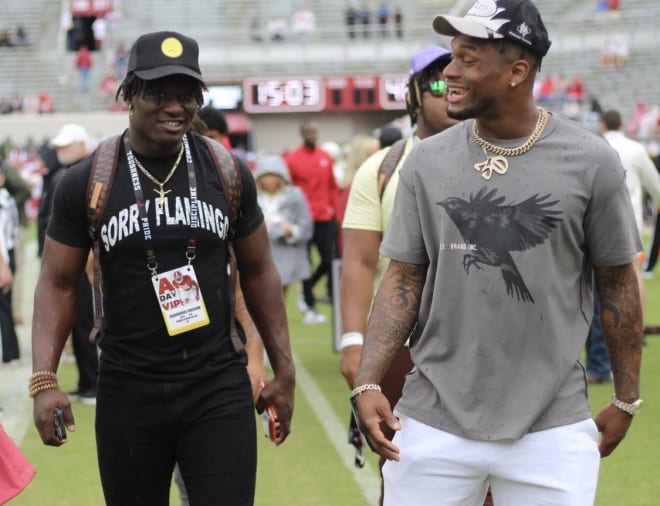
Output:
top-left (28, 371), bottom-right (58, 398)
top-left (351, 383), bottom-right (382, 398)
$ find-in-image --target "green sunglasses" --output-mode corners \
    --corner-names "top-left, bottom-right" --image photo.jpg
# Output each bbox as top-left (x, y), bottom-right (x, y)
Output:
top-left (424, 79), bottom-right (448, 98)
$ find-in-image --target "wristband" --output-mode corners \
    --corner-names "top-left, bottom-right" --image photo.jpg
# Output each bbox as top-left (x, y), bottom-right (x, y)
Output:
top-left (341, 332), bottom-right (364, 349)
top-left (351, 383), bottom-right (381, 398)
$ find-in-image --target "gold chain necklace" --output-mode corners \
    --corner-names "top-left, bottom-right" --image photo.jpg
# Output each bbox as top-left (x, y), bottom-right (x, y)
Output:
top-left (133, 144), bottom-right (184, 205)
top-left (471, 107), bottom-right (548, 181)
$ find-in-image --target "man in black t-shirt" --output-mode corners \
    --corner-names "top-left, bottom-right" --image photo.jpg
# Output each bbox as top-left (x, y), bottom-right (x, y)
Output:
top-left (29, 31), bottom-right (295, 506)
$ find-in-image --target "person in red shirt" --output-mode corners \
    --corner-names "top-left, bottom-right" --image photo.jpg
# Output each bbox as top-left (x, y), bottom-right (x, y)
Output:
top-left (284, 120), bottom-right (339, 324)
top-left (75, 45), bottom-right (93, 94)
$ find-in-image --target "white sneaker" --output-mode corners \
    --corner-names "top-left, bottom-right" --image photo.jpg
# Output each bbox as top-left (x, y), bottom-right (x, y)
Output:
top-left (303, 309), bottom-right (327, 325)
top-left (298, 297), bottom-right (310, 313)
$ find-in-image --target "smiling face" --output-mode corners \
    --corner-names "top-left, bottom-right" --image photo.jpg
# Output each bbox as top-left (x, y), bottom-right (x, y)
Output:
top-left (444, 35), bottom-right (525, 121)
top-left (128, 75), bottom-right (201, 156)
top-left (415, 71), bottom-right (460, 139)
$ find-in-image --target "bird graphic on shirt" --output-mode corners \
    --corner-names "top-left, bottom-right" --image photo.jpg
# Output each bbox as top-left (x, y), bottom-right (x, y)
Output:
top-left (437, 187), bottom-right (562, 303)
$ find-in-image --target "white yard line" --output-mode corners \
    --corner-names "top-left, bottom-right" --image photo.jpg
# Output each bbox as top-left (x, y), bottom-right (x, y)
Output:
top-left (293, 353), bottom-right (380, 506)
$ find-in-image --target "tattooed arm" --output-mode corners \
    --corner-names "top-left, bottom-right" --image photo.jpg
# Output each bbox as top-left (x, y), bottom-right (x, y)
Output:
top-left (353, 259), bottom-right (427, 461)
top-left (593, 262), bottom-right (643, 457)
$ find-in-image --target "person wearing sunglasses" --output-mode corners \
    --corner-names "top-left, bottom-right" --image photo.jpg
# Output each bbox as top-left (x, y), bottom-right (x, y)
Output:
top-left (340, 45), bottom-right (469, 506)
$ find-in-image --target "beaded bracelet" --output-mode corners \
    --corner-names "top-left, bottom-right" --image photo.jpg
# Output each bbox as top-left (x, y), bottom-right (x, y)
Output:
top-left (351, 383), bottom-right (381, 398)
top-left (28, 371), bottom-right (59, 398)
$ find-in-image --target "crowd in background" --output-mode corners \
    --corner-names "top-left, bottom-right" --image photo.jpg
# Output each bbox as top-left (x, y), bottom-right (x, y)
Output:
top-left (0, 25), bottom-right (29, 47)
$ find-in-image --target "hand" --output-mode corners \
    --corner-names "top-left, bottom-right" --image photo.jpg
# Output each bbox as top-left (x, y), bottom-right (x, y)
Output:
top-left (255, 375), bottom-right (294, 446)
top-left (33, 388), bottom-right (76, 447)
top-left (340, 345), bottom-right (362, 389)
top-left (247, 361), bottom-right (269, 403)
top-left (355, 391), bottom-right (401, 461)
top-left (594, 404), bottom-right (633, 457)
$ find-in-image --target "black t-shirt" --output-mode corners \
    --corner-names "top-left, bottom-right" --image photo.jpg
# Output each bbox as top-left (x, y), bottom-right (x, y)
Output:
top-left (48, 132), bottom-right (263, 379)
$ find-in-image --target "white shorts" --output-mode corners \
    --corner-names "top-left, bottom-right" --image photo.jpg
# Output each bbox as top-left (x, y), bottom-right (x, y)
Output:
top-left (383, 414), bottom-right (600, 506)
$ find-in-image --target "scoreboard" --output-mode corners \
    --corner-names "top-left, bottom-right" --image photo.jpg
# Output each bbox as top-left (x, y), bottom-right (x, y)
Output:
top-left (238, 74), bottom-right (408, 113)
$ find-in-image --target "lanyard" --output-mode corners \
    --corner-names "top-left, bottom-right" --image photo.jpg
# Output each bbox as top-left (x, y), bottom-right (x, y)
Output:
top-left (123, 132), bottom-right (200, 276)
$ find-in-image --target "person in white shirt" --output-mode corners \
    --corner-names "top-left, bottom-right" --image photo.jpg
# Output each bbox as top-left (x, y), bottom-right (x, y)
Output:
top-left (600, 109), bottom-right (660, 308)
top-left (585, 109), bottom-right (660, 384)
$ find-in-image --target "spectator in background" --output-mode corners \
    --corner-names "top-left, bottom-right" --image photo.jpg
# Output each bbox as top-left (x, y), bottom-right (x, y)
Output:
top-left (378, 124), bottom-right (403, 148)
top-left (249, 17), bottom-right (263, 43)
top-left (377, 3), bottom-right (391, 38)
top-left (393, 7), bottom-right (403, 39)
top-left (567, 75), bottom-right (585, 102)
top-left (255, 155), bottom-right (313, 297)
top-left (0, 30), bottom-right (13, 47)
top-left (336, 134), bottom-right (380, 256)
top-left (1, 161), bottom-right (31, 326)
top-left (291, 4), bottom-right (316, 40)
top-left (38, 91), bottom-right (54, 114)
top-left (268, 17), bottom-right (288, 41)
top-left (285, 119), bottom-right (338, 324)
top-left (345, 5), bottom-right (358, 39)
top-left (626, 99), bottom-right (648, 136)
top-left (0, 161), bottom-right (20, 365)
top-left (14, 25), bottom-right (28, 46)
top-left (36, 142), bottom-right (64, 256)
top-left (75, 45), bottom-right (93, 93)
top-left (197, 106), bottom-right (232, 151)
top-left (358, 4), bottom-right (372, 38)
top-left (113, 43), bottom-right (128, 80)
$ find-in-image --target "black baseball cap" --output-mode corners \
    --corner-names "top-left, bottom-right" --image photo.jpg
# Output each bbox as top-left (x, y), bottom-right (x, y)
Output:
top-left (433, 0), bottom-right (551, 57)
top-left (127, 31), bottom-right (204, 82)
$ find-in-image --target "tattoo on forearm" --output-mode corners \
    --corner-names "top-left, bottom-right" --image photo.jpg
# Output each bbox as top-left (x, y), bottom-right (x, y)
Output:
top-left (595, 264), bottom-right (643, 398)
top-left (355, 261), bottom-right (426, 385)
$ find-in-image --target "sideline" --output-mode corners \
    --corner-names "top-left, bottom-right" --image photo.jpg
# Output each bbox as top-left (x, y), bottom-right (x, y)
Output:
top-left (0, 241), bottom-right (37, 444)
top-left (293, 354), bottom-right (380, 506)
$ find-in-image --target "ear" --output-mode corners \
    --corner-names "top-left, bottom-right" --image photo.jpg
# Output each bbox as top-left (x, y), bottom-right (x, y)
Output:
top-left (509, 58), bottom-right (532, 89)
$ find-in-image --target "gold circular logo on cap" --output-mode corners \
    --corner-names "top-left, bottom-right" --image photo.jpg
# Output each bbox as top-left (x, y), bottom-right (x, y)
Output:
top-left (161, 37), bottom-right (183, 58)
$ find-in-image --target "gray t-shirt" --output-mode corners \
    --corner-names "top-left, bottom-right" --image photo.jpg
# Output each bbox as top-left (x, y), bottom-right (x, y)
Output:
top-left (380, 113), bottom-right (641, 441)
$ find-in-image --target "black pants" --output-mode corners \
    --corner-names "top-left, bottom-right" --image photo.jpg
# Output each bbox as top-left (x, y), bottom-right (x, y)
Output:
top-left (0, 250), bottom-right (18, 363)
top-left (96, 363), bottom-right (256, 506)
top-left (303, 220), bottom-right (338, 308)
top-left (72, 275), bottom-right (97, 391)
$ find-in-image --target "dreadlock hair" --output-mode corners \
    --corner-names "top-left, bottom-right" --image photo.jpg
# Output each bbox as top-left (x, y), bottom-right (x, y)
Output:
top-left (405, 55), bottom-right (451, 126)
top-left (115, 73), bottom-right (206, 107)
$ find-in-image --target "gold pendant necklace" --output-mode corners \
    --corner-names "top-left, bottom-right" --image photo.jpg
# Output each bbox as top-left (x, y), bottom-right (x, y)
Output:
top-left (133, 144), bottom-right (184, 205)
top-left (471, 107), bottom-right (548, 181)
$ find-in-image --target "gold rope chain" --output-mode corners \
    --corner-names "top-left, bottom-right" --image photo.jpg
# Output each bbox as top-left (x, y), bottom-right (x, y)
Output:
top-left (471, 107), bottom-right (548, 157)
top-left (133, 143), bottom-right (185, 204)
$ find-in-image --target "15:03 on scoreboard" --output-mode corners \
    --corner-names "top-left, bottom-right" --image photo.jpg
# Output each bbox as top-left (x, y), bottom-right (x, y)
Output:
top-left (243, 77), bottom-right (326, 113)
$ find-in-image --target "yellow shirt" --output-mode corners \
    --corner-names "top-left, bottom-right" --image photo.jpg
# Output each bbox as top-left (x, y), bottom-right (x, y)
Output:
top-left (342, 136), bottom-right (414, 290)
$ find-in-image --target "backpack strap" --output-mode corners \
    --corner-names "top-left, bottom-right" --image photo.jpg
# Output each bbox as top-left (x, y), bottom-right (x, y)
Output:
top-left (377, 138), bottom-right (407, 201)
top-left (203, 136), bottom-right (245, 354)
top-left (86, 135), bottom-right (121, 343)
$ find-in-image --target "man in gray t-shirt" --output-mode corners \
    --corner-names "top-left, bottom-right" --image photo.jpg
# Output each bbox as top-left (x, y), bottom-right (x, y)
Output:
top-left (351, 1), bottom-right (644, 505)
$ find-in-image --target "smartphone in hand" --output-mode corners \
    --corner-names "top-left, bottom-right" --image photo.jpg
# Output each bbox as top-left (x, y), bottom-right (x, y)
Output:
top-left (54, 408), bottom-right (67, 441)
top-left (258, 380), bottom-right (280, 442)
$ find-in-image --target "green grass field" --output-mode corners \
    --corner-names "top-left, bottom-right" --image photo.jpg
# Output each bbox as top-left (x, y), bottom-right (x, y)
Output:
top-left (10, 252), bottom-right (660, 505)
